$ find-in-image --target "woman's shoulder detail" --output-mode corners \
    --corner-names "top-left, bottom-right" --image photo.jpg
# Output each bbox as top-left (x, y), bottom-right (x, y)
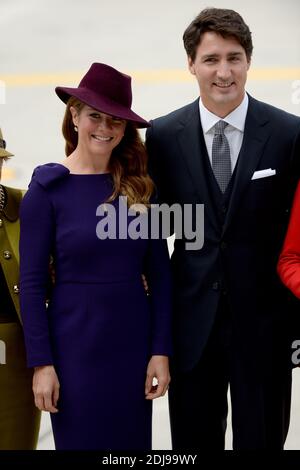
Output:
top-left (30, 163), bottom-right (70, 189)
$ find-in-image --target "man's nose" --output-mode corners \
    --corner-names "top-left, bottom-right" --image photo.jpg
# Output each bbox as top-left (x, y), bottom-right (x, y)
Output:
top-left (216, 61), bottom-right (231, 80)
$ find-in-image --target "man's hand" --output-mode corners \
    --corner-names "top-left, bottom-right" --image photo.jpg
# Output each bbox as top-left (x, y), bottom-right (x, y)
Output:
top-left (145, 355), bottom-right (170, 400)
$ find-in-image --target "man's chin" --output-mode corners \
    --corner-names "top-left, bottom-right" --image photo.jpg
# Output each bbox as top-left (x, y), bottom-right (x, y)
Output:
top-left (213, 94), bottom-right (235, 106)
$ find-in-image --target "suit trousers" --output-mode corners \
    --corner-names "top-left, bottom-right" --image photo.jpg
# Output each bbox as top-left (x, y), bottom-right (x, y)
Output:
top-left (0, 322), bottom-right (41, 449)
top-left (168, 296), bottom-right (292, 450)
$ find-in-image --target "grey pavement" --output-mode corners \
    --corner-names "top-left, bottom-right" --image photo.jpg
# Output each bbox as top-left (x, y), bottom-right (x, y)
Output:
top-left (1, 0), bottom-right (299, 450)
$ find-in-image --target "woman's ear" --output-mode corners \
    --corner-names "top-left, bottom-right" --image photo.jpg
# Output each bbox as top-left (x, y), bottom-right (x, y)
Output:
top-left (70, 106), bottom-right (79, 127)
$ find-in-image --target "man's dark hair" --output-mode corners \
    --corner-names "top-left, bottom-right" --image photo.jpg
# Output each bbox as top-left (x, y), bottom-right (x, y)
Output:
top-left (183, 8), bottom-right (253, 62)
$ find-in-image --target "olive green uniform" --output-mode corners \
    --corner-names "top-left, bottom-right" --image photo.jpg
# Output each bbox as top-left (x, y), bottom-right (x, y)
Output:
top-left (0, 186), bottom-right (40, 449)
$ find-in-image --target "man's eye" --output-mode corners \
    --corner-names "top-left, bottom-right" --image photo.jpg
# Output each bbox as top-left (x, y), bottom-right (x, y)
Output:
top-left (204, 58), bottom-right (216, 63)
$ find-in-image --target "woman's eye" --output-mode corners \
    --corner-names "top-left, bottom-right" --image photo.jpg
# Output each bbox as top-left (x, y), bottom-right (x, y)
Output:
top-left (90, 113), bottom-right (100, 119)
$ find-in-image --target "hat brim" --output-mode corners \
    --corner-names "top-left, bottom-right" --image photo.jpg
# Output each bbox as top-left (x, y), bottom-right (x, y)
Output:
top-left (55, 86), bottom-right (151, 129)
top-left (0, 149), bottom-right (14, 158)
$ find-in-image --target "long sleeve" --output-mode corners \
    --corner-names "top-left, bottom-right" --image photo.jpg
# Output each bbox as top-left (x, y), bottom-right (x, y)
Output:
top-left (20, 180), bottom-right (55, 367)
top-left (278, 181), bottom-right (300, 299)
top-left (144, 234), bottom-right (173, 357)
top-left (146, 124), bottom-right (169, 206)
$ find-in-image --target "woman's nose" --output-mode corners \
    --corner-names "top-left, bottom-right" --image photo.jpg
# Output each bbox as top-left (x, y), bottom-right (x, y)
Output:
top-left (98, 116), bottom-right (112, 130)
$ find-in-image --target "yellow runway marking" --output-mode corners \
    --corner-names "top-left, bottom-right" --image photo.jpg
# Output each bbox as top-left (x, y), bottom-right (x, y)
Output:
top-left (1, 68), bottom-right (300, 86)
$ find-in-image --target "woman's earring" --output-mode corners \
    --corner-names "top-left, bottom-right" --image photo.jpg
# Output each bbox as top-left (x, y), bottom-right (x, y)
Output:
top-left (74, 125), bottom-right (78, 132)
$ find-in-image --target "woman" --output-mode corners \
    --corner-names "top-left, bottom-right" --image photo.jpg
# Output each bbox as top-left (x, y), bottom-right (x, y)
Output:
top-left (20, 63), bottom-right (172, 450)
top-left (0, 129), bottom-right (40, 449)
top-left (278, 182), bottom-right (300, 296)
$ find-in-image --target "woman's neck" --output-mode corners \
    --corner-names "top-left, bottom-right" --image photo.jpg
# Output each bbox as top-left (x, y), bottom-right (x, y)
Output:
top-left (61, 149), bottom-right (111, 174)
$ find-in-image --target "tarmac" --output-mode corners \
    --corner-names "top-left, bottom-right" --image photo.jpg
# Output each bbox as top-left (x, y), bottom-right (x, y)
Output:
top-left (1, 0), bottom-right (300, 450)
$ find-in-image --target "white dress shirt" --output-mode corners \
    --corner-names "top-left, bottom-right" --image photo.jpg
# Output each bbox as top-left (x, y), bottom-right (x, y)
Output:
top-left (199, 93), bottom-right (249, 172)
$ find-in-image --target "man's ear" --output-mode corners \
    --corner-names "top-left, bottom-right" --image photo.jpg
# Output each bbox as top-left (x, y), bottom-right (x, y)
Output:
top-left (247, 58), bottom-right (251, 71)
top-left (70, 106), bottom-right (79, 127)
top-left (188, 56), bottom-right (196, 75)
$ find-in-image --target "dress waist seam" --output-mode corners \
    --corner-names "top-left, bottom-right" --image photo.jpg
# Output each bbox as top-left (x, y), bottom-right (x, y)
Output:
top-left (55, 278), bottom-right (141, 285)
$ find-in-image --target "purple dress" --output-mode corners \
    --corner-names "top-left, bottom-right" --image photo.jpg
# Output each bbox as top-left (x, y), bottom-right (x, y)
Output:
top-left (19, 163), bottom-right (172, 450)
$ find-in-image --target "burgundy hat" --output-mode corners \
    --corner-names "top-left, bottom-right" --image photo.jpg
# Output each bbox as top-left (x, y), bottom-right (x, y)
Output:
top-left (55, 63), bottom-right (150, 128)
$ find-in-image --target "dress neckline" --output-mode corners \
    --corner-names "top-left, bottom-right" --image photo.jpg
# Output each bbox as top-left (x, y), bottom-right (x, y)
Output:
top-left (57, 162), bottom-right (111, 176)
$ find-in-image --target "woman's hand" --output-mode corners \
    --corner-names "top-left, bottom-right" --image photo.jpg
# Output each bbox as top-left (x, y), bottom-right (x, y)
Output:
top-left (33, 365), bottom-right (60, 413)
top-left (145, 355), bottom-right (170, 400)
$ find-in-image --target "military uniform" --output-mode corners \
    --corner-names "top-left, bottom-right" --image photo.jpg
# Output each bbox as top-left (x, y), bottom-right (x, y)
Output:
top-left (0, 131), bottom-right (40, 450)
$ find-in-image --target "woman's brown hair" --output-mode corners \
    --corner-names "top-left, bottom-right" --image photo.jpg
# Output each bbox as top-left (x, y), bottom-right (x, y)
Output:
top-left (62, 97), bottom-right (154, 206)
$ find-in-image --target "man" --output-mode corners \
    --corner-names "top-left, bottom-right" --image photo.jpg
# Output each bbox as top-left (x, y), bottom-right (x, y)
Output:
top-left (0, 129), bottom-right (40, 449)
top-left (146, 8), bottom-right (300, 450)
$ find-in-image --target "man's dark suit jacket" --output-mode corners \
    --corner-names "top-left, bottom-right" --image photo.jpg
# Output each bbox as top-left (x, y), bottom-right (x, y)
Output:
top-left (146, 94), bottom-right (300, 373)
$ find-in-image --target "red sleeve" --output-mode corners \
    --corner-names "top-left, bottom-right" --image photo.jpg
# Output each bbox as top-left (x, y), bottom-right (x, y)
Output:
top-left (278, 181), bottom-right (300, 299)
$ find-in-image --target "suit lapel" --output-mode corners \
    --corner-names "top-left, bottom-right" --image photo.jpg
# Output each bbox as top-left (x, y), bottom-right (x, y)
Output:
top-left (177, 99), bottom-right (219, 232)
top-left (222, 96), bottom-right (271, 235)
